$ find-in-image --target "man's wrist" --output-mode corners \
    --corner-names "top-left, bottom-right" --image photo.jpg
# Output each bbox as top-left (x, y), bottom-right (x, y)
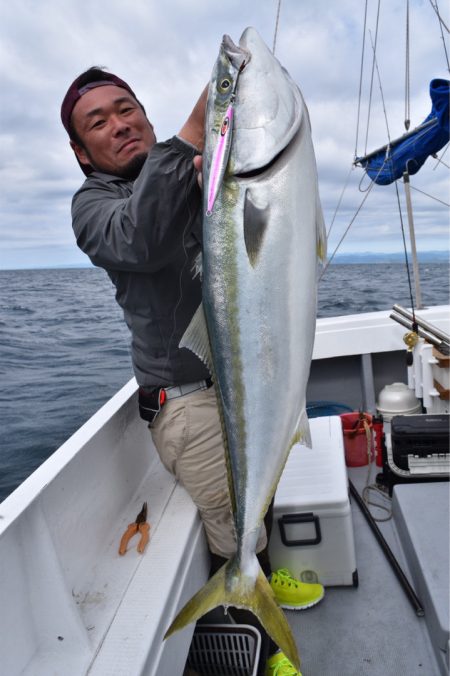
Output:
top-left (177, 85), bottom-right (208, 152)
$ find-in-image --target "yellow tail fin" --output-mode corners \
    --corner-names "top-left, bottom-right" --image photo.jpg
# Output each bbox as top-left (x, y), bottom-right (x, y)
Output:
top-left (164, 557), bottom-right (300, 671)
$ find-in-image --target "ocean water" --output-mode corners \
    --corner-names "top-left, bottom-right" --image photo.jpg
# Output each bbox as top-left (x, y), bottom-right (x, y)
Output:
top-left (0, 263), bottom-right (448, 502)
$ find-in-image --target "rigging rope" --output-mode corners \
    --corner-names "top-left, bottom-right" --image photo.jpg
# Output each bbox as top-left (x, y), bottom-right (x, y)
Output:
top-left (429, 0), bottom-right (450, 32)
top-left (364, 0), bottom-right (381, 155)
top-left (429, 0), bottom-right (450, 72)
top-left (354, 0), bottom-right (369, 159)
top-left (410, 183), bottom-right (450, 206)
top-left (319, 178), bottom-right (377, 279)
top-left (370, 29), bottom-right (392, 143)
top-left (326, 164), bottom-right (354, 239)
top-left (272, 0), bottom-right (282, 54)
top-left (432, 142), bottom-right (450, 170)
top-left (322, 1), bottom-right (447, 290)
top-left (405, 0), bottom-right (411, 130)
top-left (369, 25), bottom-right (417, 317)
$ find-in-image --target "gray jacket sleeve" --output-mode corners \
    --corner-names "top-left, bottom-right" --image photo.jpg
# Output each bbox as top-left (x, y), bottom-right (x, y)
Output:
top-left (71, 136), bottom-right (202, 272)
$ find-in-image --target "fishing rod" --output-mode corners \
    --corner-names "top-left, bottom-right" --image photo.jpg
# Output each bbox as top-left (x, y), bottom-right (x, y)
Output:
top-left (349, 480), bottom-right (424, 617)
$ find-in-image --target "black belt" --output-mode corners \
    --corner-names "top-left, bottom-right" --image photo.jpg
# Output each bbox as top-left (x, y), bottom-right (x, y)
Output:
top-left (138, 378), bottom-right (213, 425)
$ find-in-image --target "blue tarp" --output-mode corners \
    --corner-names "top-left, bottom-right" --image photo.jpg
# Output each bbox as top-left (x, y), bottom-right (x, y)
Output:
top-left (356, 78), bottom-right (450, 185)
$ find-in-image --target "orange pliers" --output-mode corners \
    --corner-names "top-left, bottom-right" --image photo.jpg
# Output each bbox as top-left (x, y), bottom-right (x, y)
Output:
top-left (118, 502), bottom-right (150, 555)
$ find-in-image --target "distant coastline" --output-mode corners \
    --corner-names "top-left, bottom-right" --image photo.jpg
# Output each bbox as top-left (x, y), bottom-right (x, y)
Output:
top-left (331, 250), bottom-right (450, 264)
top-left (1, 250), bottom-right (449, 271)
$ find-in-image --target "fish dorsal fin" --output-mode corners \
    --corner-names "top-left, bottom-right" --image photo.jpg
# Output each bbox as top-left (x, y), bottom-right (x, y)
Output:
top-left (244, 190), bottom-right (269, 267)
top-left (179, 302), bottom-right (213, 376)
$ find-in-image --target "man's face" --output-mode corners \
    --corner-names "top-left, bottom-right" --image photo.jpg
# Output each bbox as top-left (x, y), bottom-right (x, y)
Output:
top-left (70, 85), bottom-right (156, 178)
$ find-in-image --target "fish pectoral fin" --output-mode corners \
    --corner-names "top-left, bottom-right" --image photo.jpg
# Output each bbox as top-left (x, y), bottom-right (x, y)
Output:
top-left (164, 557), bottom-right (301, 672)
top-left (244, 190), bottom-right (269, 268)
top-left (292, 408), bottom-right (312, 449)
top-left (179, 302), bottom-right (213, 375)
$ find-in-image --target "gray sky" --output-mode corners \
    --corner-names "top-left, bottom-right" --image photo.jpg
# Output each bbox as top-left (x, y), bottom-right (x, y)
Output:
top-left (1, 0), bottom-right (449, 269)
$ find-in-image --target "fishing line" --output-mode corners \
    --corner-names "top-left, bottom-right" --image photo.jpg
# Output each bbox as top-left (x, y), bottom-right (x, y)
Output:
top-left (272, 0), bottom-right (282, 55)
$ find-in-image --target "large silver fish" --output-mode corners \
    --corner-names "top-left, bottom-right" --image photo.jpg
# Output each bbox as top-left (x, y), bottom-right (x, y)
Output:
top-left (165, 27), bottom-right (326, 670)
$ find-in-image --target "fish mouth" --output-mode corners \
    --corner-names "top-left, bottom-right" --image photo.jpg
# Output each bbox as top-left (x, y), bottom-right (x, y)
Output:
top-left (222, 34), bottom-right (251, 70)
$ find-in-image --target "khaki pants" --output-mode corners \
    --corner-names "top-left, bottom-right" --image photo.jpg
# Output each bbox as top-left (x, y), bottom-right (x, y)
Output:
top-left (150, 386), bottom-right (267, 558)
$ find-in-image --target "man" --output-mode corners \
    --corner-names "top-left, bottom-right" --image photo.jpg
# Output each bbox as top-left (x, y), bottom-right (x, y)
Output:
top-left (61, 67), bottom-right (324, 676)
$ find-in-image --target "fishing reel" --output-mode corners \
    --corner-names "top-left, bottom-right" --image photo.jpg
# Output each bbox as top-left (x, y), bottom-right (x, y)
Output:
top-left (403, 330), bottom-right (419, 366)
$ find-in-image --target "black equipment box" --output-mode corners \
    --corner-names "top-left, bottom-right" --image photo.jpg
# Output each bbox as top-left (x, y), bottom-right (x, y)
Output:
top-left (391, 414), bottom-right (449, 471)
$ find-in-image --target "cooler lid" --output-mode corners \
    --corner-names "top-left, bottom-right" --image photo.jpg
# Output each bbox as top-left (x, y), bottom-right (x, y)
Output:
top-left (275, 416), bottom-right (349, 512)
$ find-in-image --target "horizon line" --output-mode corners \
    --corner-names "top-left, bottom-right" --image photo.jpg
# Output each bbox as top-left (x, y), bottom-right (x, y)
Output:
top-left (1, 250), bottom-right (448, 272)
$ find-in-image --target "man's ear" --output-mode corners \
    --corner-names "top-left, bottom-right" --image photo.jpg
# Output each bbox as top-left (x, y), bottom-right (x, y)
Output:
top-left (70, 140), bottom-right (90, 166)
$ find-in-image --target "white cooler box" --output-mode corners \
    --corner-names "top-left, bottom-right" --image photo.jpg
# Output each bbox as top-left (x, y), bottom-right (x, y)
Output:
top-left (269, 416), bottom-right (357, 587)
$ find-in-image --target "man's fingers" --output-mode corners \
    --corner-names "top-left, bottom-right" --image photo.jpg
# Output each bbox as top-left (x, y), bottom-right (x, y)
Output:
top-left (194, 155), bottom-right (203, 188)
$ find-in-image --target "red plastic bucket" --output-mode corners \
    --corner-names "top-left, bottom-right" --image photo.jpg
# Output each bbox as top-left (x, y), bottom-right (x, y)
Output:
top-left (340, 412), bottom-right (374, 467)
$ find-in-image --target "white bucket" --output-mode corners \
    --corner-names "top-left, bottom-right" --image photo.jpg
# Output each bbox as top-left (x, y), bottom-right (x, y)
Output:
top-left (376, 382), bottom-right (422, 422)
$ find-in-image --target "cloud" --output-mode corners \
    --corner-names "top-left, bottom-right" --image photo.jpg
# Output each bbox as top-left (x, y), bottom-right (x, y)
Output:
top-left (1, 0), bottom-right (449, 269)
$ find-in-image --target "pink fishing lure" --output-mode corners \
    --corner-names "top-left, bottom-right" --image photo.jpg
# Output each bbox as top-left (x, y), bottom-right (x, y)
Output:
top-left (206, 104), bottom-right (235, 216)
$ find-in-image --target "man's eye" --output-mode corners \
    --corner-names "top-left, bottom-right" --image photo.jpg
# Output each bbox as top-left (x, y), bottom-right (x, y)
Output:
top-left (91, 119), bottom-right (105, 129)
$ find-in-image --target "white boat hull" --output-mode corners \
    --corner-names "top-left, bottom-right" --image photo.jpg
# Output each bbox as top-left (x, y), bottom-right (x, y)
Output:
top-left (1, 306), bottom-right (448, 674)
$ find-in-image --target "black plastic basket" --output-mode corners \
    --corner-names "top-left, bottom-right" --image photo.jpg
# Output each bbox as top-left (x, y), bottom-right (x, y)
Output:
top-left (186, 624), bottom-right (261, 676)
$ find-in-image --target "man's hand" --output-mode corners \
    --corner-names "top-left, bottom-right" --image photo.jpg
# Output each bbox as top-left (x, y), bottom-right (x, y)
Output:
top-left (193, 154), bottom-right (203, 188)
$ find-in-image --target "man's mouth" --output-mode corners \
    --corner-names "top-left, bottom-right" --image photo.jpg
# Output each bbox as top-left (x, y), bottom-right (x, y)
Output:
top-left (118, 138), bottom-right (140, 154)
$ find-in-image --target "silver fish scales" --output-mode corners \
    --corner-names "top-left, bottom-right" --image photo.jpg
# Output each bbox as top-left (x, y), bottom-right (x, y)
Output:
top-left (165, 27), bottom-right (326, 670)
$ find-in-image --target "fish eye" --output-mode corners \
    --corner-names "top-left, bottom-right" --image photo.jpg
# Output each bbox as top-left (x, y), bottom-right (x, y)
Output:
top-left (218, 78), bottom-right (231, 93)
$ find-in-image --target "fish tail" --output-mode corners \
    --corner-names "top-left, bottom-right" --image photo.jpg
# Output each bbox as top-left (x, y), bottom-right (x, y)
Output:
top-left (164, 556), bottom-right (300, 671)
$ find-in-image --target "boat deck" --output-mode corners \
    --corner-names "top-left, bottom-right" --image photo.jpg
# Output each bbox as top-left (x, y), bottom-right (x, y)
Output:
top-left (188, 449), bottom-right (449, 676)
top-left (285, 466), bottom-right (448, 676)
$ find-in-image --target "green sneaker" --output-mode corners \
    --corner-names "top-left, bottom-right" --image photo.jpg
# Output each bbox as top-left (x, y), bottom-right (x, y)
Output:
top-left (265, 651), bottom-right (302, 675)
top-left (270, 568), bottom-right (324, 610)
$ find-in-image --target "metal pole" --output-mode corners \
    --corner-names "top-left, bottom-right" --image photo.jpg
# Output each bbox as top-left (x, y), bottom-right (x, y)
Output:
top-left (392, 304), bottom-right (450, 344)
top-left (389, 312), bottom-right (442, 347)
top-left (403, 171), bottom-right (423, 309)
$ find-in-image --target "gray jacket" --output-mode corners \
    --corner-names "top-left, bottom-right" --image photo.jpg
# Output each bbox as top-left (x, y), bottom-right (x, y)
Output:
top-left (72, 135), bottom-right (209, 388)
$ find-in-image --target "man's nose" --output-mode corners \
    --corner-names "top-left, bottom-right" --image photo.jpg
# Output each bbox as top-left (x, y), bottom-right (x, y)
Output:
top-left (111, 114), bottom-right (130, 135)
